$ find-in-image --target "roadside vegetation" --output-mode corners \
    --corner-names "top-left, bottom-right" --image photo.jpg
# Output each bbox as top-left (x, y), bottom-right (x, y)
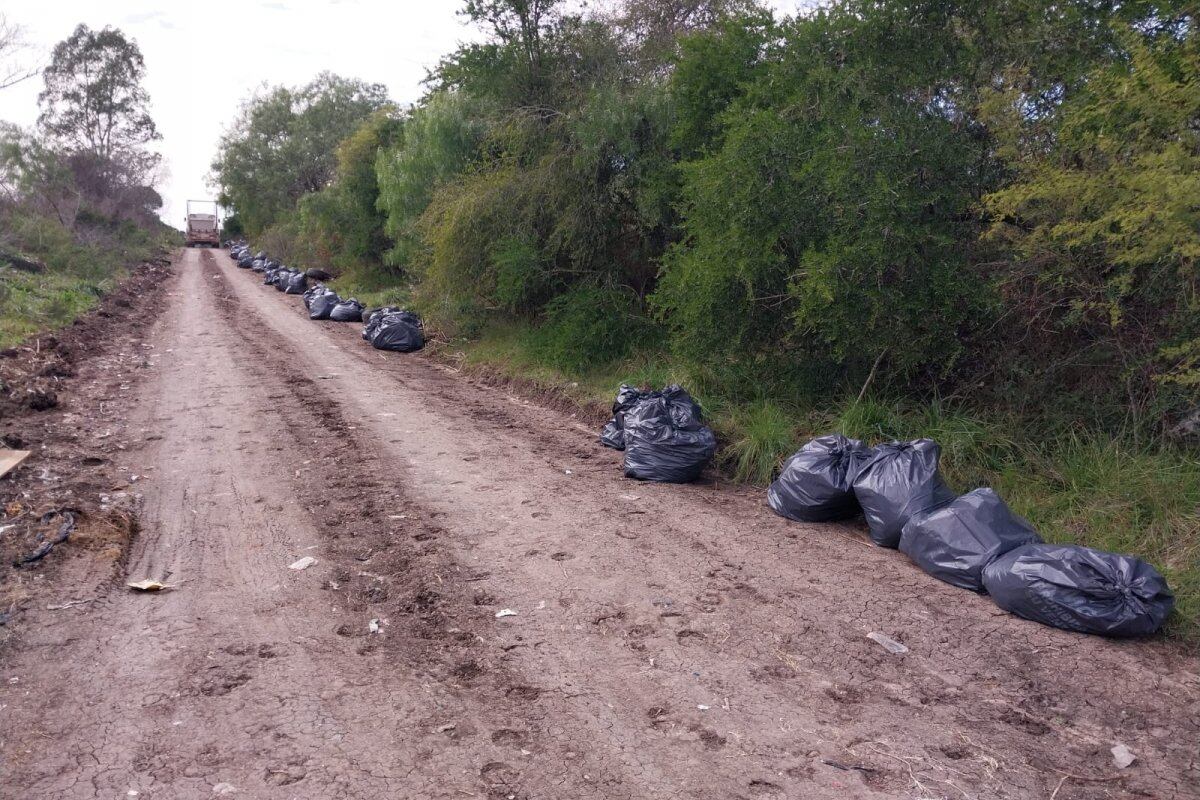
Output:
top-left (0, 21), bottom-right (174, 349)
top-left (211, 1), bottom-right (1200, 638)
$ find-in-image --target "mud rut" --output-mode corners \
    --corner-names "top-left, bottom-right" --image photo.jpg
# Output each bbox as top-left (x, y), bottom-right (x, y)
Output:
top-left (1, 248), bottom-right (1197, 800)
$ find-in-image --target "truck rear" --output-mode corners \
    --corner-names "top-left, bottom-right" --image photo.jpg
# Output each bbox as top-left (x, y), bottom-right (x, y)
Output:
top-left (185, 200), bottom-right (221, 247)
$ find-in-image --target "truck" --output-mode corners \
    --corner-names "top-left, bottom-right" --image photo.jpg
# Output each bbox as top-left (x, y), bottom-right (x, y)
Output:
top-left (185, 200), bottom-right (220, 247)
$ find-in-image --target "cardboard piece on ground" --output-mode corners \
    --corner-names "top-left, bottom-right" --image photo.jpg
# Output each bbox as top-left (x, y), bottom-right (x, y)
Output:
top-left (0, 449), bottom-right (30, 479)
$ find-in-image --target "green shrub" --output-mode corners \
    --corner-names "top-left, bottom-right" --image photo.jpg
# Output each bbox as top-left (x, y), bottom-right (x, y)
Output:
top-left (528, 285), bottom-right (653, 373)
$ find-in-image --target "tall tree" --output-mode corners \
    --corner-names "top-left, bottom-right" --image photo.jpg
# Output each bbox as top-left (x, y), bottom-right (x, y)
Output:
top-left (212, 73), bottom-right (389, 235)
top-left (37, 24), bottom-right (159, 162)
top-left (0, 14), bottom-right (37, 92)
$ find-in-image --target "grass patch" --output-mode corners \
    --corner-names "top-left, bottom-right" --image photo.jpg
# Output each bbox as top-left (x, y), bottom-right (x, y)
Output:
top-left (0, 210), bottom-right (172, 349)
top-left (327, 262), bottom-right (413, 309)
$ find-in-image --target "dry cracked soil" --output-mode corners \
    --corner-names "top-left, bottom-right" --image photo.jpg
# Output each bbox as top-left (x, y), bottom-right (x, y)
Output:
top-left (0, 247), bottom-right (1197, 800)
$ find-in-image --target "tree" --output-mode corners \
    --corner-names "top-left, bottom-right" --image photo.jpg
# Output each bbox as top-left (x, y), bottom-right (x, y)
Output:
top-left (38, 25), bottom-right (159, 162)
top-left (0, 14), bottom-right (37, 92)
top-left (212, 72), bottom-right (389, 235)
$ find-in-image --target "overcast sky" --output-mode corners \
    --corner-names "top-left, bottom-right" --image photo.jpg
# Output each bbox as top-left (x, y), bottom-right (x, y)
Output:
top-left (0, 1), bottom-right (802, 228)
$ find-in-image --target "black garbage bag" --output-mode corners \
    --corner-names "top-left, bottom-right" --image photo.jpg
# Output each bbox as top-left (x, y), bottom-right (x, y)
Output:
top-left (899, 488), bottom-right (1042, 591)
top-left (330, 298), bottom-right (365, 322)
top-left (237, 255), bottom-right (253, 268)
top-left (302, 284), bottom-right (325, 309)
top-left (599, 384), bottom-right (650, 450)
top-left (982, 543), bottom-right (1174, 637)
top-left (309, 290), bottom-right (342, 320)
top-left (852, 439), bottom-right (955, 548)
top-left (262, 268), bottom-right (276, 285)
top-left (622, 390), bottom-right (717, 483)
top-left (767, 434), bottom-right (874, 522)
top-left (284, 272), bottom-right (307, 294)
top-left (362, 306), bottom-right (402, 340)
top-left (369, 310), bottom-right (424, 351)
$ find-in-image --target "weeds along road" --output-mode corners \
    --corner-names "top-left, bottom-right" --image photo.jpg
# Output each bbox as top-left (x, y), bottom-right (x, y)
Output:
top-left (1, 247), bottom-right (1197, 800)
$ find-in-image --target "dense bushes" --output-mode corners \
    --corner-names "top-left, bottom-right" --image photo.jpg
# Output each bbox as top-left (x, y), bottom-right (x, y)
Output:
top-left (208, 0), bottom-right (1199, 436)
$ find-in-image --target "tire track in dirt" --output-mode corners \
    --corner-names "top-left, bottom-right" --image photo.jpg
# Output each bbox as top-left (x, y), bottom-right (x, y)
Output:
top-left (212, 252), bottom-right (1200, 799)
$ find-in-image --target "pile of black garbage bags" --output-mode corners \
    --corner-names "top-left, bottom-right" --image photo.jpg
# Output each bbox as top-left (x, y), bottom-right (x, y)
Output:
top-left (600, 384), bottom-right (717, 483)
top-left (765, 434), bottom-right (1174, 637)
top-left (228, 242), bottom-right (425, 353)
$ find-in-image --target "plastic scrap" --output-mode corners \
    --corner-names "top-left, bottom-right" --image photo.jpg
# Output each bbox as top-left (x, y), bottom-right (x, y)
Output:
top-left (767, 434), bottom-right (874, 522)
top-left (899, 488), bottom-right (1042, 592)
top-left (1111, 744), bottom-right (1137, 769)
top-left (851, 439), bottom-right (955, 548)
top-left (12, 510), bottom-right (76, 567)
top-left (982, 543), bottom-right (1174, 637)
top-left (599, 384), bottom-right (649, 450)
top-left (866, 631), bottom-right (908, 654)
top-left (289, 556), bottom-right (318, 571)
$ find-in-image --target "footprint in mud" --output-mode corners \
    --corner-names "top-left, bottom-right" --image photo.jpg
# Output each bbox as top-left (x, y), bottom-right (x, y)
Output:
top-left (490, 729), bottom-right (528, 747)
top-left (505, 685), bottom-right (542, 703)
top-left (199, 670), bottom-right (251, 697)
top-left (264, 765), bottom-right (307, 786)
top-left (676, 629), bottom-right (706, 645)
top-left (748, 779), bottom-right (785, 798)
top-left (694, 589), bottom-right (723, 611)
top-left (824, 684), bottom-right (864, 705)
top-left (692, 725), bottom-right (726, 750)
top-left (549, 551), bottom-right (574, 561)
top-left (451, 660), bottom-right (486, 684)
top-left (646, 704), bottom-right (671, 727)
top-left (479, 761), bottom-right (520, 787)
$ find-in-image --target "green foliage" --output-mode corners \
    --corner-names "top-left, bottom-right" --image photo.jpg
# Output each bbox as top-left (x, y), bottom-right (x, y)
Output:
top-left (715, 400), bottom-right (796, 485)
top-left (212, 73), bottom-right (389, 235)
top-left (984, 27), bottom-right (1200, 413)
top-left (38, 24), bottom-right (159, 159)
top-left (0, 207), bottom-right (167, 347)
top-left (528, 285), bottom-right (652, 373)
top-left (376, 91), bottom-right (492, 269)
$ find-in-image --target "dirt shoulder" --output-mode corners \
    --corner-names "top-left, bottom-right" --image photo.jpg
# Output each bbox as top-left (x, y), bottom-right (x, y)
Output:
top-left (0, 254), bottom-right (174, 635)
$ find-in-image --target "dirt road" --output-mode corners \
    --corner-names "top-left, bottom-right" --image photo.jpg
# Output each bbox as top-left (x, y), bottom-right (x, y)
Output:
top-left (1, 247), bottom-right (1197, 799)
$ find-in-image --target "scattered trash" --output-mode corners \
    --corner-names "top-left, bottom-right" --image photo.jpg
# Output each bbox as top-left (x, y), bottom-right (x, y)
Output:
top-left (696, 704), bottom-right (710, 711)
top-left (1111, 743), bottom-right (1137, 769)
top-left (368, 618), bottom-right (381, 634)
top-left (284, 272), bottom-right (307, 295)
top-left (852, 440), bottom-right (955, 548)
top-left (212, 782), bottom-right (240, 796)
top-left (12, 510), bottom-right (76, 568)
top-left (127, 579), bottom-right (171, 592)
top-left (867, 631), bottom-right (909, 654)
top-left (899, 488), bottom-right (1041, 592)
top-left (329, 298), bottom-right (366, 322)
top-left (367, 310), bottom-right (425, 352)
top-left (495, 608), bottom-right (518, 618)
top-left (308, 290), bottom-right (342, 321)
top-left (622, 386), bottom-right (716, 483)
top-left (599, 384), bottom-right (650, 450)
top-left (983, 543), bottom-right (1174, 637)
top-left (767, 434), bottom-right (874, 522)
top-left (289, 556), bottom-right (318, 571)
